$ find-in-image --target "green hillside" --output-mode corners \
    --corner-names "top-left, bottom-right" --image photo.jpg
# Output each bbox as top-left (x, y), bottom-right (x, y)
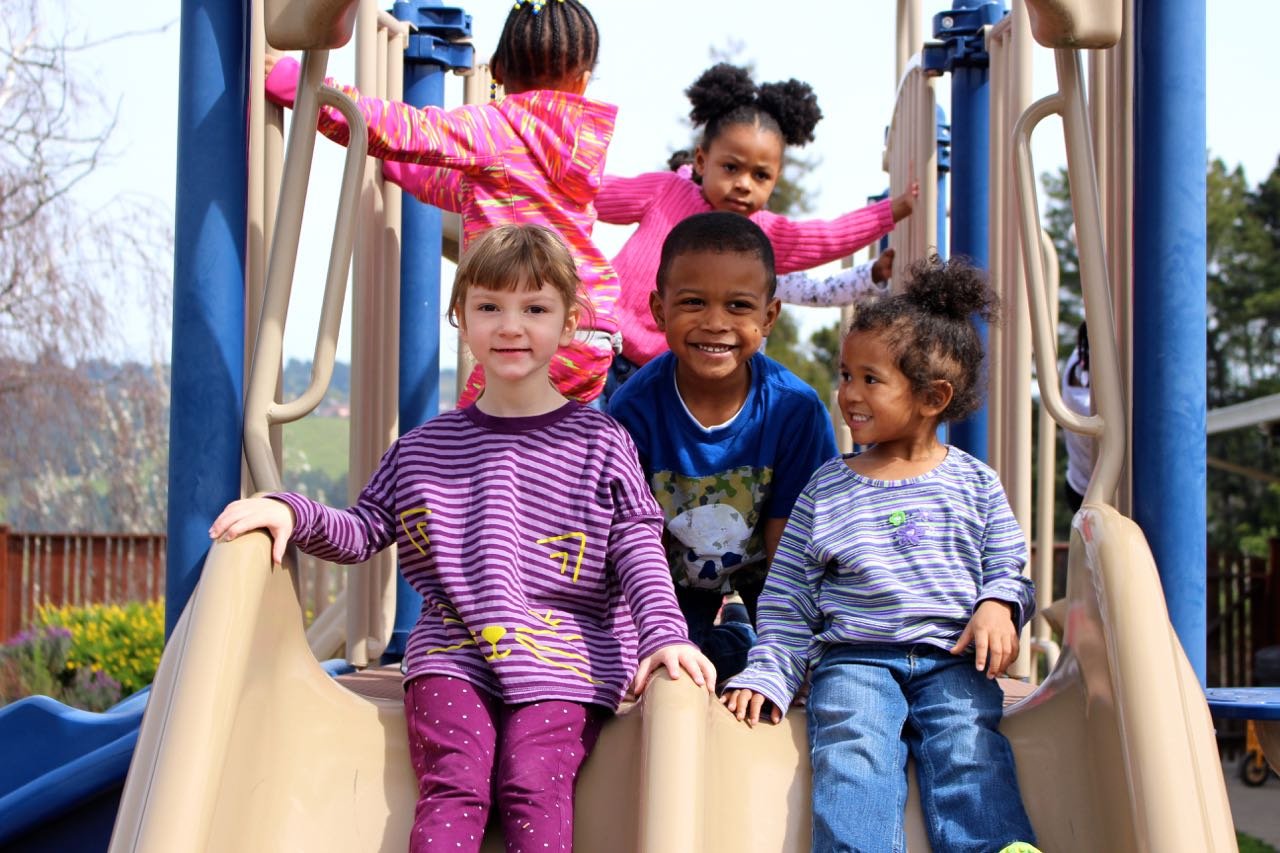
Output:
top-left (283, 417), bottom-right (349, 481)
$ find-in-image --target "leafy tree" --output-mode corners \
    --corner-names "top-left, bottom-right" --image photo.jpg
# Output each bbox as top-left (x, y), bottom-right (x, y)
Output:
top-left (1204, 156), bottom-right (1280, 555)
top-left (1039, 158), bottom-right (1280, 554)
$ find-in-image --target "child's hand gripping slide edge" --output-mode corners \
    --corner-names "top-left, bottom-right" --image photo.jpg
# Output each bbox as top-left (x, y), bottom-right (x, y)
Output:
top-left (632, 643), bottom-right (717, 697)
top-left (719, 687), bottom-right (783, 728)
top-left (209, 497), bottom-right (297, 566)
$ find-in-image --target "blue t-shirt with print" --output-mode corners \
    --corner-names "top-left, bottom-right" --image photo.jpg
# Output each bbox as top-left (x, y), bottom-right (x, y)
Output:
top-left (608, 351), bottom-right (838, 590)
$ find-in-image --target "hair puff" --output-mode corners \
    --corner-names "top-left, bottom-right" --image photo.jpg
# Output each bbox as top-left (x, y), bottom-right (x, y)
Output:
top-left (756, 79), bottom-right (822, 146)
top-left (902, 255), bottom-right (999, 324)
top-left (686, 63), bottom-right (757, 127)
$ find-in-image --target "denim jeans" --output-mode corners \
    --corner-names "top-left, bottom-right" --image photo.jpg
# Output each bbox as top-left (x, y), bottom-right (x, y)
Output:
top-left (601, 354), bottom-right (642, 406)
top-left (807, 644), bottom-right (1036, 853)
top-left (675, 585), bottom-right (757, 684)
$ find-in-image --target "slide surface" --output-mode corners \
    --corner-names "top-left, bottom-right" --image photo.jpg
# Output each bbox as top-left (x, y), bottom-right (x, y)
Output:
top-left (110, 506), bottom-right (1236, 851)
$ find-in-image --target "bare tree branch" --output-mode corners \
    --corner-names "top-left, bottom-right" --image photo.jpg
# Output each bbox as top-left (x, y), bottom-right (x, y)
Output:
top-left (0, 0), bottom-right (172, 533)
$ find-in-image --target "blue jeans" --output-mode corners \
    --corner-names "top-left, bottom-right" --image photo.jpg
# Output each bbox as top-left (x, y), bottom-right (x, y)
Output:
top-left (601, 354), bottom-right (642, 406)
top-left (675, 585), bottom-right (757, 684)
top-left (807, 644), bottom-right (1036, 853)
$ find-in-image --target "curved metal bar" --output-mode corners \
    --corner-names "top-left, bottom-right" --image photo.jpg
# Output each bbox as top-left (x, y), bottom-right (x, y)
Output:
top-left (1011, 49), bottom-right (1127, 507)
top-left (243, 51), bottom-right (368, 494)
top-left (1012, 93), bottom-right (1089, 435)
top-left (269, 84), bottom-right (368, 426)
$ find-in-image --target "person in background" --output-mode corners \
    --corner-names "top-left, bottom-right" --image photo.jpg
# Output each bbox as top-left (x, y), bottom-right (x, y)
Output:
top-left (1062, 320), bottom-right (1094, 512)
top-left (265, 0), bottom-right (623, 406)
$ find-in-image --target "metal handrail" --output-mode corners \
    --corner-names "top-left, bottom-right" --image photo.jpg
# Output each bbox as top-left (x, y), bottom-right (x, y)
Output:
top-left (884, 56), bottom-right (939, 269)
top-left (1012, 48), bottom-right (1126, 507)
top-left (243, 50), bottom-right (368, 494)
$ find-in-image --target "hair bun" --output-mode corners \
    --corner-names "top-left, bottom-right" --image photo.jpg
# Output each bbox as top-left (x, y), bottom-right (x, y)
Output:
top-left (686, 63), bottom-right (757, 127)
top-left (903, 255), bottom-right (999, 323)
top-left (756, 79), bottom-right (822, 146)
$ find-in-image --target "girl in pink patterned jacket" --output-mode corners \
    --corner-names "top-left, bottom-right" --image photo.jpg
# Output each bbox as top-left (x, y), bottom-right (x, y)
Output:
top-left (266, 0), bottom-right (621, 405)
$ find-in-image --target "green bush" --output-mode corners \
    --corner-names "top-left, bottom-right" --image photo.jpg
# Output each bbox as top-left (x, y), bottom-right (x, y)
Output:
top-left (39, 600), bottom-right (165, 695)
top-left (0, 600), bottom-right (164, 711)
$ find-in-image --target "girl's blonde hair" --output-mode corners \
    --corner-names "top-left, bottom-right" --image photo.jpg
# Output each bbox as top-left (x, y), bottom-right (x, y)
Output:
top-left (446, 224), bottom-right (589, 327)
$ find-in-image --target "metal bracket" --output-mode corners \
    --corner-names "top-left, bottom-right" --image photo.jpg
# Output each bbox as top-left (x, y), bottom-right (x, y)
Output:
top-left (922, 3), bottom-right (1005, 73)
top-left (392, 2), bottom-right (475, 71)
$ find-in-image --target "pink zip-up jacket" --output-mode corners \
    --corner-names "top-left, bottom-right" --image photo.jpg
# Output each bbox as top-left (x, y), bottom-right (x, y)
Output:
top-left (595, 170), bottom-right (897, 365)
top-left (265, 58), bottom-right (620, 335)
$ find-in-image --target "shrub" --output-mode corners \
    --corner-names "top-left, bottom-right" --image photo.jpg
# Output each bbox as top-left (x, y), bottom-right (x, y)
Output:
top-left (0, 600), bottom-right (164, 711)
top-left (39, 601), bottom-right (165, 696)
top-left (0, 626), bottom-right (73, 702)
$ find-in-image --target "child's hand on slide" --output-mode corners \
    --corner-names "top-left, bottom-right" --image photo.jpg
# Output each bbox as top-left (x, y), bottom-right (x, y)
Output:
top-left (632, 643), bottom-right (716, 696)
top-left (209, 498), bottom-right (296, 566)
top-left (720, 688), bottom-right (782, 727)
top-left (950, 599), bottom-right (1020, 678)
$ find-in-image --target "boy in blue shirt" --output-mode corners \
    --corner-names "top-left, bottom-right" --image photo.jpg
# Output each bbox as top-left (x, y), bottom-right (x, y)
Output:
top-left (608, 212), bottom-right (838, 682)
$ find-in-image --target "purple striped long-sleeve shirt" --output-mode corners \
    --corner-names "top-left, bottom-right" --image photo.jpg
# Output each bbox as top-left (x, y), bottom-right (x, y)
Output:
top-left (725, 449), bottom-right (1036, 715)
top-left (274, 403), bottom-right (689, 710)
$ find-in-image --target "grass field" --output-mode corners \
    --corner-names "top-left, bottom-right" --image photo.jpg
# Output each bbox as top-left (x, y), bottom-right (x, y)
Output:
top-left (283, 417), bottom-right (349, 480)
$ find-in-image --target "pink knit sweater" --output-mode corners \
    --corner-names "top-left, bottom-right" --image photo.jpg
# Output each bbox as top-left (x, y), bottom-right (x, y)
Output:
top-left (595, 171), bottom-right (896, 364)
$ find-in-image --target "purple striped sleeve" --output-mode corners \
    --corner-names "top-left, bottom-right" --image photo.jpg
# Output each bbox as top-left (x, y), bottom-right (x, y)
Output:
top-left (269, 443), bottom-right (399, 564)
top-left (603, 427), bottom-right (688, 659)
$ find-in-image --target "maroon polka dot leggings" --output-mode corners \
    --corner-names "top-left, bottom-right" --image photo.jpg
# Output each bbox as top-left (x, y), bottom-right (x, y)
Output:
top-left (403, 675), bottom-right (606, 853)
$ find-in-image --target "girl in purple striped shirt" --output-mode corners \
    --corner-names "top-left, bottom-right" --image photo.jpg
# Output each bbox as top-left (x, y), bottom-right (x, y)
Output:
top-left (211, 224), bottom-right (713, 853)
top-left (721, 257), bottom-right (1040, 853)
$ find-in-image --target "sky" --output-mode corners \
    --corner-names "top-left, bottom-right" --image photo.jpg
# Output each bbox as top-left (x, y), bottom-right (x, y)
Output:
top-left (54, 1), bottom-right (1280, 367)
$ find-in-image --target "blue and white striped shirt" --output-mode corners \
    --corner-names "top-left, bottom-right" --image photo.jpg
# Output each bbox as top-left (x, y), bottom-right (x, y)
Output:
top-left (725, 448), bottom-right (1036, 714)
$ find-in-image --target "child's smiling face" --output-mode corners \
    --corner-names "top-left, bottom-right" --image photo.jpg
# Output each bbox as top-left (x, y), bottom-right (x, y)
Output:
top-left (650, 248), bottom-right (779, 392)
top-left (694, 122), bottom-right (784, 217)
top-left (838, 329), bottom-right (946, 452)
top-left (459, 281), bottom-right (577, 389)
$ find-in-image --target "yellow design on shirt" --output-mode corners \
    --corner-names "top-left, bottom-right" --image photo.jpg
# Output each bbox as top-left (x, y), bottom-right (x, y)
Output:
top-left (423, 602), bottom-right (476, 655)
top-left (399, 507), bottom-right (432, 556)
top-left (536, 531), bottom-right (588, 582)
top-left (515, 608), bottom-right (599, 684)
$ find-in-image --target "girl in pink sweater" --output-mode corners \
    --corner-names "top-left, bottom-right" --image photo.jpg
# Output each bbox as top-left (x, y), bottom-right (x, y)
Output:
top-left (596, 63), bottom-right (917, 388)
top-left (265, 0), bottom-right (622, 406)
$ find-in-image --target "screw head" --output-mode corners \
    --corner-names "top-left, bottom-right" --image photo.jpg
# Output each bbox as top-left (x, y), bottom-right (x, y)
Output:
top-left (942, 15), bottom-right (955, 28)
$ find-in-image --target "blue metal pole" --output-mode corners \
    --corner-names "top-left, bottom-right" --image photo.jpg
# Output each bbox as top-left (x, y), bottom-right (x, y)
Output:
top-left (1133, 0), bottom-right (1207, 681)
top-left (166, 0), bottom-right (249, 638)
top-left (935, 104), bottom-right (952, 261)
top-left (387, 2), bottom-right (473, 658)
top-left (924, 0), bottom-right (1003, 461)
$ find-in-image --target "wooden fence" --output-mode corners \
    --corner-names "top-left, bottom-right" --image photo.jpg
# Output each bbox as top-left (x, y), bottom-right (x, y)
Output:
top-left (1207, 539), bottom-right (1280, 689)
top-left (0, 526), bottom-right (166, 642)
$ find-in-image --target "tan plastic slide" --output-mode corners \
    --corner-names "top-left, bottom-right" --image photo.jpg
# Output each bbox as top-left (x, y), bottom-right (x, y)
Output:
top-left (110, 503), bottom-right (1236, 852)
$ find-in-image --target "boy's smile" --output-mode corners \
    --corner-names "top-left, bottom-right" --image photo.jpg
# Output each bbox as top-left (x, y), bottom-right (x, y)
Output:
top-left (650, 249), bottom-right (779, 397)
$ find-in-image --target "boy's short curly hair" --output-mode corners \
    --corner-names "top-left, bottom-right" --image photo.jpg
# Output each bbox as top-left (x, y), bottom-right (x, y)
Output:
top-left (655, 211), bottom-right (777, 300)
top-left (848, 255), bottom-right (999, 422)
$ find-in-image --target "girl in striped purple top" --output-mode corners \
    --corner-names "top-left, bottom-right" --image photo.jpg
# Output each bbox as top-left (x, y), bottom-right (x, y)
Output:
top-left (721, 257), bottom-right (1040, 853)
top-left (211, 224), bottom-right (713, 853)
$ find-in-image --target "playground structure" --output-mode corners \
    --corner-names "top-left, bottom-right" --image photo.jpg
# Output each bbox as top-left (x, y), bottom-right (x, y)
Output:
top-left (0, 0), bottom-right (1247, 850)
